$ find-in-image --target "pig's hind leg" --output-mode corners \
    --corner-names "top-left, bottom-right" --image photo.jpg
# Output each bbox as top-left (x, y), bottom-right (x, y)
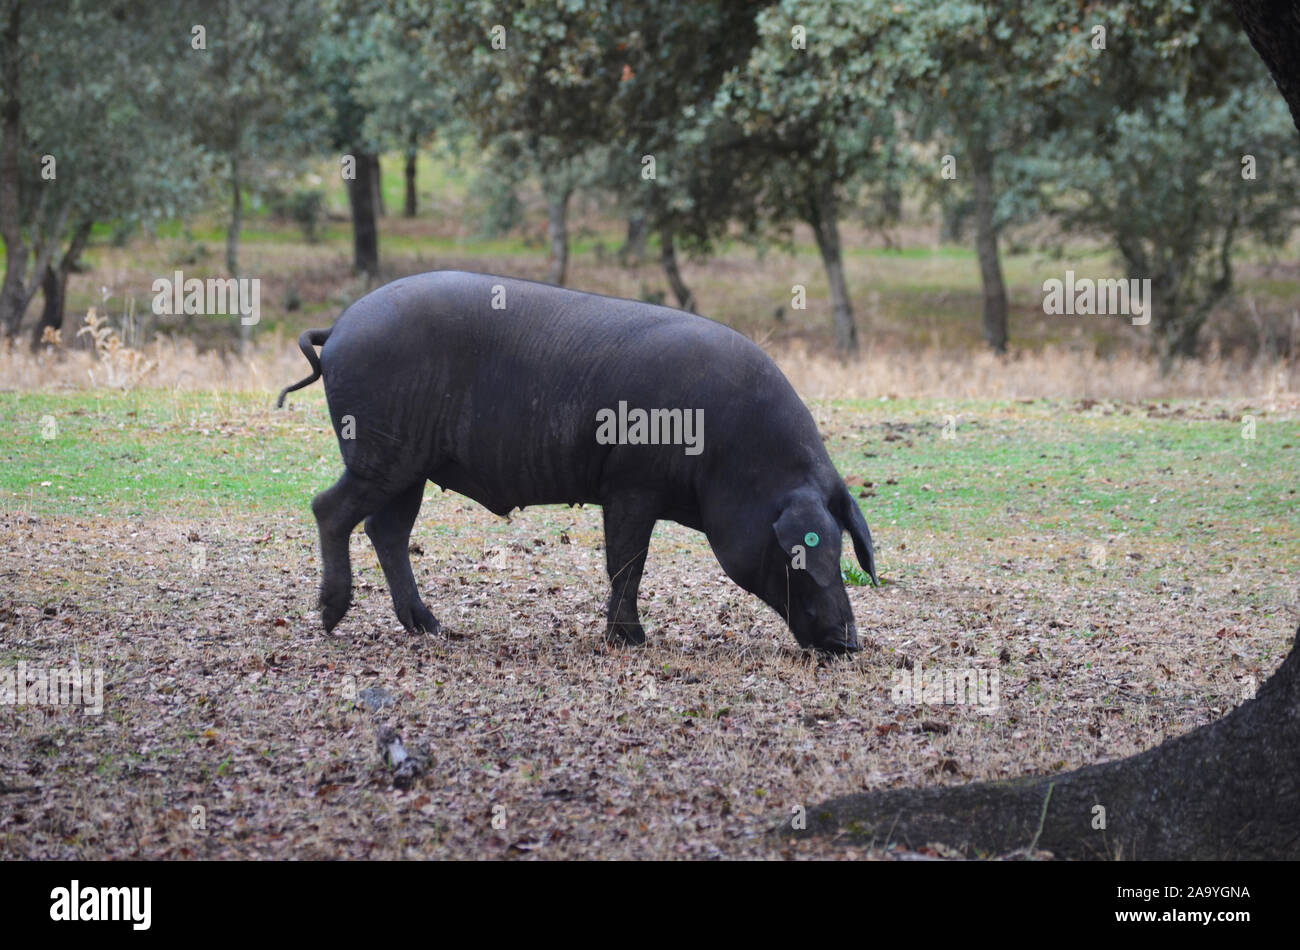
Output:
top-left (311, 469), bottom-right (407, 633)
top-left (364, 480), bottom-right (440, 634)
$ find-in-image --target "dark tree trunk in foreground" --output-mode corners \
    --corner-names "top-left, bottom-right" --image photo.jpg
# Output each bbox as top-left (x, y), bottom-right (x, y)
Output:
top-left (805, 183), bottom-right (858, 355)
top-left (797, 626), bottom-right (1300, 859)
top-left (1231, 1), bottom-right (1300, 135)
top-left (403, 145), bottom-right (418, 218)
top-left (970, 145), bottom-right (1008, 354)
top-left (346, 151), bottom-right (380, 280)
top-left (658, 226), bottom-right (695, 313)
top-left (545, 185), bottom-right (572, 287)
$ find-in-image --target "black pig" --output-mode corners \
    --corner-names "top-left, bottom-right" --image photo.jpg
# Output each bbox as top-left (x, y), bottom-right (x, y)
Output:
top-left (277, 272), bottom-right (877, 653)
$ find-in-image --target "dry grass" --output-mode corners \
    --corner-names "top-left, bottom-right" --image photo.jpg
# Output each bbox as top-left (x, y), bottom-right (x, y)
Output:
top-left (4, 317), bottom-right (1297, 406)
top-left (774, 342), bottom-right (1300, 405)
top-left (0, 327), bottom-right (310, 396)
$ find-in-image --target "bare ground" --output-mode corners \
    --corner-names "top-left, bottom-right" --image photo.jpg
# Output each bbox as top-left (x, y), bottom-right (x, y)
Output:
top-left (0, 494), bottom-right (1290, 859)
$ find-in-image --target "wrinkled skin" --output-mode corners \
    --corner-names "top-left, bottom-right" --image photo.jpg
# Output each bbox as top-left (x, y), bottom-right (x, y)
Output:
top-left (280, 271), bottom-right (879, 653)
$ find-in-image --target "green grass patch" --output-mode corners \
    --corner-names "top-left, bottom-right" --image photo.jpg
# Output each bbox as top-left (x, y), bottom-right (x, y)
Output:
top-left (2, 391), bottom-right (1294, 590)
top-left (0, 390), bottom-right (336, 519)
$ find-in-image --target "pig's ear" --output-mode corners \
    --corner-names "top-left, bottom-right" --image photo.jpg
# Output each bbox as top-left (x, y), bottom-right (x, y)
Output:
top-left (773, 493), bottom-right (840, 587)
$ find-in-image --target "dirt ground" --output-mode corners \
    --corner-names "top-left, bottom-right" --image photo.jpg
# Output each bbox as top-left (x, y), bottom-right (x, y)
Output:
top-left (1, 485), bottom-right (1290, 859)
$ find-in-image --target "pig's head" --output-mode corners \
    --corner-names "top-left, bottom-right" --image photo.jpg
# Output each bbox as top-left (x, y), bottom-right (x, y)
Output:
top-left (752, 487), bottom-right (879, 654)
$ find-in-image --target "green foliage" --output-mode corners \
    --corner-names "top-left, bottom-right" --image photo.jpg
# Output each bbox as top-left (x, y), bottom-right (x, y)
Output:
top-left (353, 6), bottom-right (450, 157)
top-left (266, 187), bottom-right (326, 242)
top-left (712, 0), bottom-right (914, 222)
top-left (6, 0), bottom-right (1300, 365)
top-left (841, 563), bottom-right (872, 587)
top-left (178, 0), bottom-right (322, 176)
top-left (406, 0), bottom-right (618, 166)
top-left (311, 0), bottom-right (390, 154)
top-left (1049, 2), bottom-right (1300, 366)
top-left (2, 2), bottom-right (206, 272)
top-left (902, 2), bottom-right (1088, 234)
top-left (466, 142), bottom-right (528, 238)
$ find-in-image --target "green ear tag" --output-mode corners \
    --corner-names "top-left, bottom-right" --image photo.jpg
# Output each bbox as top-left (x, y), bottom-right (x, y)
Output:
top-left (804, 532), bottom-right (819, 547)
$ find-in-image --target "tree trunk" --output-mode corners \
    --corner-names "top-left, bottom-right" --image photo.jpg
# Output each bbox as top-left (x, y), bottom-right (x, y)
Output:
top-left (372, 154), bottom-right (386, 218)
top-left (1154, 282), bottom-right (1188, 376)
top-left (33, 263), bottom-right (64, 346)
top-left (619, 214), bottom-right (648, 267)
top-left (0, 0), bottom-right (28, 338)
top-left (939, 199), bottom-right (966, 244)
top-left (225, 151), bottom-right (242, 278)
top-left (1158, 327), bottom-right (1201, 373)
top-left (799, 625), bottom-right (1300, 859)
top-left (971, 146), bottom-right (1008, 354)
top-left (403, 145), bottom-right (417, 218)
top-left (806, 184), bottom-right (858, 355)
top-left (881, 185), bottom-right (902, 223)
top-left (31, 219), bottom-right (92, 347)
top-left (346, 151), bottom-right (380, 280)
top-left (658, 226), bottom-right (696, 313)
top-left (545, 185), bottom-right (572, 286)
top-left (1149, 220), bottom-right (1233, 374)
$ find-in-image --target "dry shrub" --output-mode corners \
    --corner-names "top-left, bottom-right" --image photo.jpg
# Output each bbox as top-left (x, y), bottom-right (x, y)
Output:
top-left (73, 308), bottom-right (156, 390)
top-left (2, 311), bottom-right (305, 396)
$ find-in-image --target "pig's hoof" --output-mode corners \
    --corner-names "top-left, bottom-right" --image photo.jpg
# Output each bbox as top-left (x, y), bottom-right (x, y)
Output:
top-left (320, 592), bottom-right (351, 633)
top-left (605, 621), bottom-right (647, 647)
top-left (400, 603), bottom-right (441, 635)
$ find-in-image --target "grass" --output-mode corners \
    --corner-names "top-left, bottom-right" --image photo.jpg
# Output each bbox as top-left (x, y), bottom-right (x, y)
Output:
top-left (0, 390), bottom-right (333, 519)
top-left (4, 391), bottom-right (1297, 552)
